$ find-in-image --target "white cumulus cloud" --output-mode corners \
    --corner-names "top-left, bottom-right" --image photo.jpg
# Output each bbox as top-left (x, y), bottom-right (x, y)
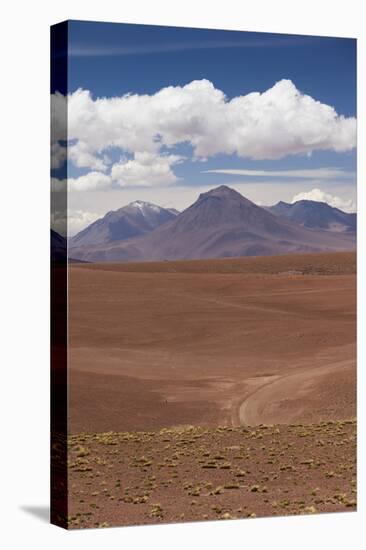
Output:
top-left (68, 141), bottom-right (108, 172)
top-left (67, 209), bottom-right (100, 236)
top-left (51, 142), bottom-right (67, 170)
top-left (51, 79), bottom-right (356, 191)
top-left (69, 172), bottom-right (112, 191)
top-left (51, 151), bottom-right (182, 191)
top-left (65, 79), bottom-right (356, 162)
top-left (291, 188), bottom-right (356, 212)
top-left (51, 208), bottom-right (100, 236)
top-left (111, 152), bottom-right (182, 187)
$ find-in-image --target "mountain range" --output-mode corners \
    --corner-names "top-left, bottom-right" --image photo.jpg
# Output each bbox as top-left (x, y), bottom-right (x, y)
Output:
top-left (268, 200), bottom-right (356, 233)
top-left (68, 185), bottom-right (356, 262)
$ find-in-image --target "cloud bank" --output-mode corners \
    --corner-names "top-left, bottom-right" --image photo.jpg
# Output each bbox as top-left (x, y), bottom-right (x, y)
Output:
top-left (51, 78), bottom-right (356, 190)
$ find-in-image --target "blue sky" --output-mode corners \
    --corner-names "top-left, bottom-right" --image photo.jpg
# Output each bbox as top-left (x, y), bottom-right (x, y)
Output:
top-left (51, 20), bottom-right (357, 234)
top-left (67, 21), bottom-right (356, 114)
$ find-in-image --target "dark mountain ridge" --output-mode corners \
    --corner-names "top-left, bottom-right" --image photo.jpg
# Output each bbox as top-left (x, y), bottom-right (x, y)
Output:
top-left (70, 200), bottom-right (178, 248)
top-left (51, 229), bottom-right (67, 263)
top-left (269, 199), bottom-right (356, 233)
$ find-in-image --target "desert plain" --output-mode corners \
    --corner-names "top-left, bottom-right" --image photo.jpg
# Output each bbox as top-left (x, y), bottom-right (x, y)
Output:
top-left (65, 251), bottom-right (356, 528)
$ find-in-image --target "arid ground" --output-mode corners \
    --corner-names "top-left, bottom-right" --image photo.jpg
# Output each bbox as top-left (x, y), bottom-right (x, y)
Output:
top-left (66, 251), bottom-right (356, 528)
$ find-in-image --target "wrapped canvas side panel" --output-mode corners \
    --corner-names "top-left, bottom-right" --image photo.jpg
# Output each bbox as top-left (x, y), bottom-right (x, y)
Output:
top-left (48, 20), bottom-right (357, 530)
top-left (50, 21), bottom-right (68, 529)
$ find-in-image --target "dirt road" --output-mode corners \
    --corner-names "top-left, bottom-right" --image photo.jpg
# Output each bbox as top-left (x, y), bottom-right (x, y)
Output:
top-left (237, 354), bottom-right (355, 426)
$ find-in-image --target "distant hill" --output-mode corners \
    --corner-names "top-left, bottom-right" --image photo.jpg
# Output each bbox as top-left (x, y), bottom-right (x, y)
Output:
top-left (268, 200), bottom-right (356, 233)
top-left (69, 186), bottom-right (356, 262)
top-left (70, 201), bottom-right (178, 248)
top-left (51, 229), bottom-right (89, 263)
top-left (51, 229), bottom-right (67, 263)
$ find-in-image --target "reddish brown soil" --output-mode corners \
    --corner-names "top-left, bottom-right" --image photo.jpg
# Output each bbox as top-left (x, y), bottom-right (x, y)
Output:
top-left (67, 251), bottom-right (356, 527)
top-left (68, 252), bottom-right (355, 432)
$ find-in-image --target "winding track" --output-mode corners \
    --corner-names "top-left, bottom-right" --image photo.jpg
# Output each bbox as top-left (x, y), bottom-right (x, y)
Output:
top-left (238, 358), bottom-right (354, 426)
